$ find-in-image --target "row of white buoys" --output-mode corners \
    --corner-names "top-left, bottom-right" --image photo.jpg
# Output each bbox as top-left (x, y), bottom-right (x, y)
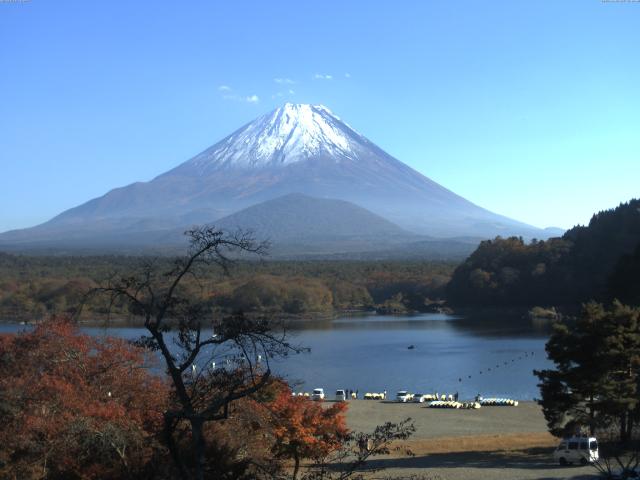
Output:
top-left (364, 392), bottom-right (387, 400)
top-left (480, 398), bottom-right (519, 406)
top-left (292, 392), bottom-right (311, 397)
top-left (457, 351), bottom-right (536, 384)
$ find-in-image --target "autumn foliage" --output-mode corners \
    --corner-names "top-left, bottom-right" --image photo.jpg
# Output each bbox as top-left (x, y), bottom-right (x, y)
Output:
top-left (0, 319), bottom-right (169, 480)
top-left (0, 320), bottom-right (356, 480)
top-left (268, 390), bottom-right (349, 479)
top-left (0, 225), bottom-right (415, 480)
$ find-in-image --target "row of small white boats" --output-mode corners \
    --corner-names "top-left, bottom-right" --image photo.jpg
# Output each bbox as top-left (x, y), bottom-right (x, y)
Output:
top-left (425, 397), bottom-right (519, 408)
top-left (363, 392), bottom-right (387, 400)
top-left (428, 400), bottom-right (481, 409)
top-left (292, 390), bottom-right (520, 408)
top-left (479, 397), bottom-right (519, 406)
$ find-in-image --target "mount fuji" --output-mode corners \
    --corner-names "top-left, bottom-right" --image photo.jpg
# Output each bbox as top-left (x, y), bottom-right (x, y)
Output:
top-left (0, 103), bottom-right (551, 254)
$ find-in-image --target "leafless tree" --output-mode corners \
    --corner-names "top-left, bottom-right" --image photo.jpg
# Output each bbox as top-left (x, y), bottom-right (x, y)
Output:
top-left (89, 226), bottom-right (300, 480)
top-left (592, 421), bottom-right (640, 479)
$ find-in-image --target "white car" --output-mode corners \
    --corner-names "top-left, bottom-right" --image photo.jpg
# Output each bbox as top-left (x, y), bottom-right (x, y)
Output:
top-left (553, 436), bottom-right (598, 465)
top-left (311, 388), bottom-right (325, 401)
top-left (335, 389), bottom-right (346, 401)
top-left (412, 393), bottom-right (429, 403)
top-left (396, 390), bottom-right (413, 402)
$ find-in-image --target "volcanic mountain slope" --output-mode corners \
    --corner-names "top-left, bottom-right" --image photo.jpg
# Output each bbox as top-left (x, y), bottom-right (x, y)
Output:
top-left (156, 193), bottom-right (478, 259)
top-left (1, 103), bottom-right (550, 251)
top-left (201, 193), bottom-right (423, 256)
top-left (213, 194), bottom-right (413, 242)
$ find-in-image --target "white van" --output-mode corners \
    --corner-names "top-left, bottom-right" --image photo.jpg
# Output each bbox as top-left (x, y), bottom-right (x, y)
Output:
top-left (553, 436), bottom-right (599, 465)
top-left (335, 389), bottom-right (346, 401)
top-left (396, 391), bottom-right (413, 402)
top-left (311, 388), bottom-right (325, 401)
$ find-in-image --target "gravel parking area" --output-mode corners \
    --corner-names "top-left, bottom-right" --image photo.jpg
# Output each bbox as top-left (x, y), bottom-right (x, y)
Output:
top-left (342, 400), bottom-right (600, 480)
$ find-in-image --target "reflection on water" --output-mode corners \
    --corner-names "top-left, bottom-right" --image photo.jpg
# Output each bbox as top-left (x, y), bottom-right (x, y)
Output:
top-left (277, 313), bottom-right (551, 400)
top-left (291, 313), bottom-right (461, 332)
top-left (287, 312), bottom-right (552, 338)
top-left (0, 312), bottom-right (553, 400)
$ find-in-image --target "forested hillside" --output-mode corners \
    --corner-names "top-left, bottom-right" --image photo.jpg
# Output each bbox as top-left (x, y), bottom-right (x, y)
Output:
top-left (0, 255), bottom-right (454, 321)
top-left (447, 199), bottom-right (640, 307)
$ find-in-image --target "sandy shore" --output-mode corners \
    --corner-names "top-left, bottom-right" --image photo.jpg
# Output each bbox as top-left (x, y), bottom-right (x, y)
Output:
top-left (341, 400), bottom-right (599, 480)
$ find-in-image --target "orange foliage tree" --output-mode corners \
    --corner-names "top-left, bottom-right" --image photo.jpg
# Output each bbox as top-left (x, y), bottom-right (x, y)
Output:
top-left (268, 391), bottom-right (349, 480)
top-left (0, 318), bottom-right (169, 480)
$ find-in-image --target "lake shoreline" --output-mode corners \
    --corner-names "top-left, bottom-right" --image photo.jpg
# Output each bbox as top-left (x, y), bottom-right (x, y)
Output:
top-left (2, 312), bottom-right (552, 400)
top-left (0, 304), bottom-right (574, 327)
top-left (0, 309), bottom-right (371, 327)
top-left (0, 308), bottom-right (452, 328)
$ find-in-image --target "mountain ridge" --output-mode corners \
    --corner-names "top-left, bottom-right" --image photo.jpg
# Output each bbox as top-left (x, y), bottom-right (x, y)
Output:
top-left (1, 103), bottom-right (556, 253)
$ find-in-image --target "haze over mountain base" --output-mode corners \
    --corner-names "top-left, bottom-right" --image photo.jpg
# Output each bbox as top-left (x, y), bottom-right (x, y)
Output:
top-left (0, 104), bottom-right (559, 257)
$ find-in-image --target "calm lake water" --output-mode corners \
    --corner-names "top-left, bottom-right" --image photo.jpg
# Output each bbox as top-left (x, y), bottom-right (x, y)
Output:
top-left (0, 313), bottom-right (553, 401)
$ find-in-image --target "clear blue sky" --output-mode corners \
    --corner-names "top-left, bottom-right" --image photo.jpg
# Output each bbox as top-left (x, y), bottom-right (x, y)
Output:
top-left (1, 0), bottom-right (639, 232)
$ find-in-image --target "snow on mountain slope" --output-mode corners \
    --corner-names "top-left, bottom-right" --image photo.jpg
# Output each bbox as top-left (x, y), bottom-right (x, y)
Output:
top-left (178, 104), bottom-right (362, 172)
top-left (0, 103), bottom-right (551, 249)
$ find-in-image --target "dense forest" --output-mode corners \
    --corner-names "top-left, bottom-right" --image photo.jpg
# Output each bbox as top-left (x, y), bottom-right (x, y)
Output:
top-left (0, 255), bottom-right (455, 321)
top-left (2, 199), bottom-right (639, 321)
top-left (447, 199), bottom-right (640, 308)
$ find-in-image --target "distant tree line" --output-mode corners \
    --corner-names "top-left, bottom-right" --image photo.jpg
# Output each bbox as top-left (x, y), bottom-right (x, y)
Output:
top-left (0, 254), bottom-right (455, 321)
top-left (3, 199), bottom-right (639, 319)
top-left (447, 199), bottom-right (640, 308)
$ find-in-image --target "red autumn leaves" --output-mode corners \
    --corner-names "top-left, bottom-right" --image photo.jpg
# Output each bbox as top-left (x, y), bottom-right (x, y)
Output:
top-left (268, 390), bottom-right (349, 479)
top-left (0, 320), bottom-right (350, 479)
top-left (0, 319), bottom-right (168, 479)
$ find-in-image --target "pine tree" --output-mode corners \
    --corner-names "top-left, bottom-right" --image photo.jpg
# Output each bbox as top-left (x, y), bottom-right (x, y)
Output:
top-left (535, 301), bottom-right (640, 442)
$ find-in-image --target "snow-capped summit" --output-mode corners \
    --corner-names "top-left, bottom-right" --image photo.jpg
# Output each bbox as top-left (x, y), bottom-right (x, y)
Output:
top-left (181, 103), bottom-right (367, 173)
top-left (0, 103), bottom-right (551, 251)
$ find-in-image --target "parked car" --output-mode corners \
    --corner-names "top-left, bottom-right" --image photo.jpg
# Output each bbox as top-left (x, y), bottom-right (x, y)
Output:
top-left (311, 388), bottom-right (325, 401)
top-left (335, 389), bottom-right (347, 401)
top-left (396, 390), bottom-right (413, 402)
top-left (553, 436), bottom-right (599, 465)
top-left (412, 393), bottom-right (429, 403)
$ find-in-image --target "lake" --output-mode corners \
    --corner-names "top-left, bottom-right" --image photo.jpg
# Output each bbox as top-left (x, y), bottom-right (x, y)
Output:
top-left (0, 312), bottom-right (553, 401)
